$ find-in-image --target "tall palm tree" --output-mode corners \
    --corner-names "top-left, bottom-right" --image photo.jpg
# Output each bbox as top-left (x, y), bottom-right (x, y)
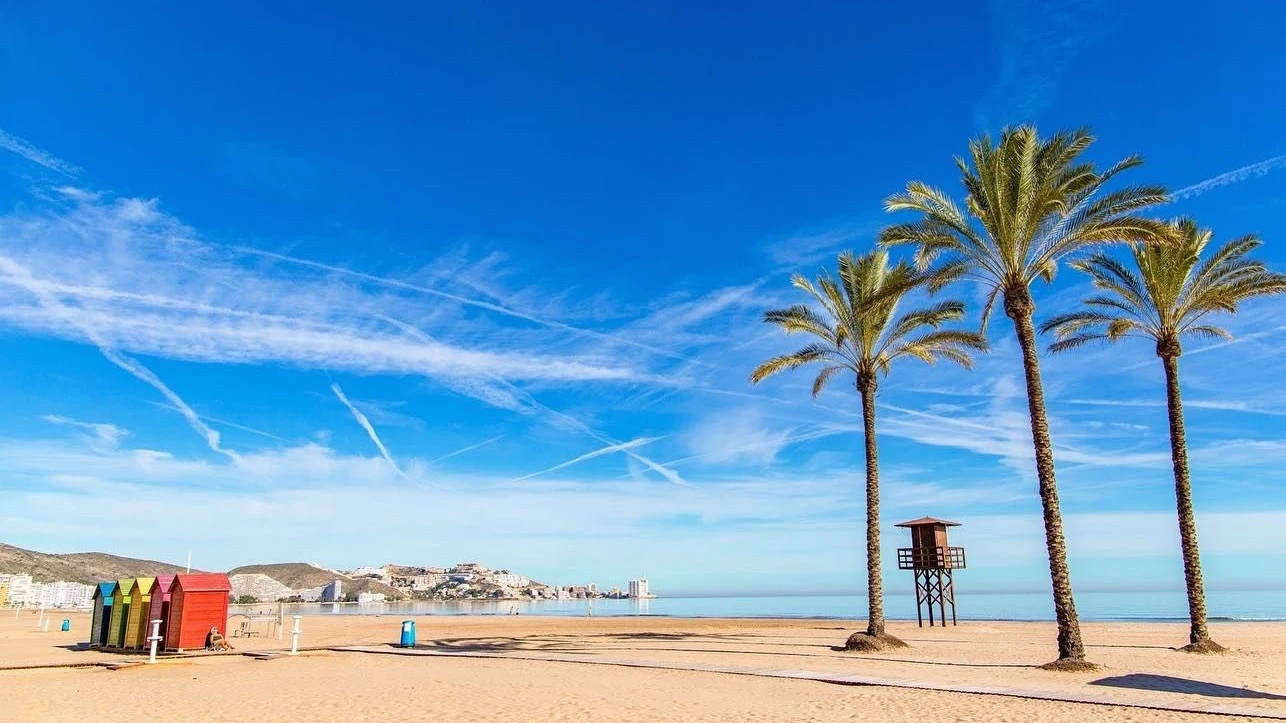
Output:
top-left (751, 249), bottom-right (987, 651)
top-left (879, 125), bottom-right (1169, 669)
top-left (1041, 219), bottom-right (1286, 653)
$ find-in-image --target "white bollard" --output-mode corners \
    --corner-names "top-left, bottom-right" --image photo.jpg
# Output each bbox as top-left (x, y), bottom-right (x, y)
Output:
top-left (289, 615), bottom-right (302, 655)
top-left (147, 619), bottom-right (163, 664)
top-left (43, 618), bottom-right (50, 632)
top-left (38, 604), bottom-right (45, 629)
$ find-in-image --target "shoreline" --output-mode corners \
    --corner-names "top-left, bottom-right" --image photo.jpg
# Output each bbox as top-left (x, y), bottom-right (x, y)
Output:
top-left (229, 602), bottom-right (1286, 623)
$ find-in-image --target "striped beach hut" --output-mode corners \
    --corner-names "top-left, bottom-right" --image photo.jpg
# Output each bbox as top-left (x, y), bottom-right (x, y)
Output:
top-left (125, 577), bottom-right (155, 649)
top-left (164, 574), bottom-right (231, 652)
top-left (145, 574), bottom-right (175, 647)
top-left (107, 578), bottom-right (135, 648)
top-left (89, 582), bottom-right (118, 648)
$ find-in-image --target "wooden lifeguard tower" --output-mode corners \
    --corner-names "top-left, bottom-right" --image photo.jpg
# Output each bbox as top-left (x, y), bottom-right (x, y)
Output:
top-left (896, 517), bottom-right (966, 627)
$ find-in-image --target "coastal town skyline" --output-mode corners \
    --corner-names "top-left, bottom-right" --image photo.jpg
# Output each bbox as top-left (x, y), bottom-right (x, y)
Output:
top-left (3, 2), bottom-right (1286, 602)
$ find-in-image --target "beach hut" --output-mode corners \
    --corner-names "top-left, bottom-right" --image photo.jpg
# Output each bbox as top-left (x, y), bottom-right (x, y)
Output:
top-left (107, 577), bottom-right (135, 648)
top-left (89, 582), bottom-right (118, 648)
top-left (145, 574), bottom-right (175, 647)
top-left (164, 573), bottom-right (232, 652)
top-left (125, 576), bottom-right (155, 649)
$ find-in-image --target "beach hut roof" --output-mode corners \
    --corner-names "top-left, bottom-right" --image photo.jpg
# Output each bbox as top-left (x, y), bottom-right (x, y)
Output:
top-left (151, 574), bottom-right (175, 596)
top-left (116, 577), bottom-right (136, 592)
top-left (93, 582), bottom-right (116, 599)
top-left (172, 573), bottom-right (231, 593)
top-left (134, 576), bottom-right (156, 593)
top-left (895, 516), bottom-right (960, 527)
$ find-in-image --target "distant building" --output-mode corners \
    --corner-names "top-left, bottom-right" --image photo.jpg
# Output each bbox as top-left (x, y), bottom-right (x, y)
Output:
top-left (587, 583), bottom-right (597, 594)
top-left (490, 572), bottom-right (530, 588)
top-left (628, 579), bottom-right (650, 599)
top-left (357, 592), bottom-right (386, 603)
top-left (352, 566), bottom-right (389, 580)
top-left (321, 579), bottom-right (343, 602)
top-left (4, 575), bottom-right (32, 606)
top-left (411, 573), bottom-right (447, 590)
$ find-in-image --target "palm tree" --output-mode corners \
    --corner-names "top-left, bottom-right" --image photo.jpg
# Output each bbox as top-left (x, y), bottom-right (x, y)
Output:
top-left (879, 125), bottom-right (1169, 669)
top-left (750, 249), bottom-right (987, 651)
top-left (1041, 219), bottom-right (1286, 653)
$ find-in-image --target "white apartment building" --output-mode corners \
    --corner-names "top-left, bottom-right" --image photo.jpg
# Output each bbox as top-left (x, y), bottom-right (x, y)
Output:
top-left (490, 572), bottom-right (530, 588)
top-left (31, 581), bottom-right (94, 608)
top-left (2, 574), bottom-right (33, 606)
top-left (411, 573), bottom-right (448, 590)
top-left (0, 576), bottom-right (92, 608)
top-left (628, 578), bottom-right (650, 599)
top-left (356, 592), bottom-right (387, 603)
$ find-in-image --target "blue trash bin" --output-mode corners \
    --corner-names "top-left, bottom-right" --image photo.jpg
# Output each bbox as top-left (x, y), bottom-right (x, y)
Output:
top-left (399, 619), bottom-right (416, 648)
top-left (61, 619), bottom-right (70, 632)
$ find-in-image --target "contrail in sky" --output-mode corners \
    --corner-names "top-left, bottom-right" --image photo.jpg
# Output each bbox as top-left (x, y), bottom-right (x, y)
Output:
top-left (1172, 154), bottom-right (1286, 200)
top-left (514, 437), bottom-right (658, 481)
top-left (330, 382), bottom-right (417, 485)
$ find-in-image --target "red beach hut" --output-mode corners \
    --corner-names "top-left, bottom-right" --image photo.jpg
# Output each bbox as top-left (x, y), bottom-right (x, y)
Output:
top-left (145, 574), bottom-right (175, 646)
top-left (164, 573), bottom-right (232, 651)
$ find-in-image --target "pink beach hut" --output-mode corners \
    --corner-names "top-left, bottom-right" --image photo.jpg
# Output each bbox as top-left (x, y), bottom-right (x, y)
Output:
top-left (145, 574), bottom-right (175, 646)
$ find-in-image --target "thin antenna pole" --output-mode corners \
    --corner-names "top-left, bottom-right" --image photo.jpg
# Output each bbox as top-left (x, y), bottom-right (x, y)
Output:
top-left (186, 551), bottom-right (192, 574)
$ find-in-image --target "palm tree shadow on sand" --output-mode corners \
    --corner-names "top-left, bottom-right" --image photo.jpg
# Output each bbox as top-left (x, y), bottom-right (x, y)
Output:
top-left (1089, 674), bottom-right (1286, 701)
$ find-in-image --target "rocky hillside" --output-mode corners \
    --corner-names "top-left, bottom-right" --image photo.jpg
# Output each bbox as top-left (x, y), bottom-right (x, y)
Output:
top-left (228, 562), bottom-right (402, 601)
top-left (0, 543), bottom-right (191, 584)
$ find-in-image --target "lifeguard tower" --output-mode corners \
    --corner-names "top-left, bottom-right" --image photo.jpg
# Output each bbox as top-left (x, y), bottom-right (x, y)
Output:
top-left (896, 517), bottom-right (966, 627)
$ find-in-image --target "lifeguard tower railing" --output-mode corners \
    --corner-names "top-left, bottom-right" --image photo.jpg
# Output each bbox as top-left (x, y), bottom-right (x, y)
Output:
top-left (897, 546), bottom-right (966, 571)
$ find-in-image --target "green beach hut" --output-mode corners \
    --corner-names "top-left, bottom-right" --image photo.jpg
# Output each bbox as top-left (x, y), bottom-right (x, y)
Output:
top-left (107, 577), bottom-right (135, 648)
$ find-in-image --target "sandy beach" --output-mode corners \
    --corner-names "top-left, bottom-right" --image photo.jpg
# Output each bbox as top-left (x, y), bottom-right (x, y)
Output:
top-left (3, 610), bottom-right (1284, 722)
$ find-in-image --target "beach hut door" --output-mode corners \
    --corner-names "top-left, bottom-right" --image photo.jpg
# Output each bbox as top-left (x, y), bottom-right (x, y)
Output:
top-left (99, 607), bottom-right (113, 646)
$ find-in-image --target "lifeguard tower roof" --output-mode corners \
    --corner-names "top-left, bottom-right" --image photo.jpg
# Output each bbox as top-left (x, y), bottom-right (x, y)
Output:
top-left (895, 517), bottom-right (960, 527)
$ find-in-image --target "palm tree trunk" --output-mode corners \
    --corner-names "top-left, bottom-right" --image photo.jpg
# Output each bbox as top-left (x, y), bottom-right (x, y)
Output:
top-left (1005, 290), bottom-right (1088, 665)
top-left (1160, 351), bottom-right (1219, 650)
top-left (858, 374), bottom-right (886, 637)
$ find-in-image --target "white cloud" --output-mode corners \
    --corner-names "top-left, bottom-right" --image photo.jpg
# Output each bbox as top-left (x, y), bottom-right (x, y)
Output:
top-left (41, 414), bottom-right (128, 449)
top-left (679, 408), bottom-right (796, 466)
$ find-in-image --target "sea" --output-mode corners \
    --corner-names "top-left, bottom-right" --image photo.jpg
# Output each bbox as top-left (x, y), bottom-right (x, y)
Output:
top-left (237, 589), bottom-right (1286, 622)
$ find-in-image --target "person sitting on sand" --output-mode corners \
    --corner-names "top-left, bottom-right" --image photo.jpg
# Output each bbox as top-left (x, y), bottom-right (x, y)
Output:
top-left (206, 626), bottom-right (234, 651)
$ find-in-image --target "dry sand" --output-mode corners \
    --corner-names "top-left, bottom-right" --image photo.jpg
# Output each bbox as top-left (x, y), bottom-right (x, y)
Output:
top-left (3, 610), bottom-right (1284, 722)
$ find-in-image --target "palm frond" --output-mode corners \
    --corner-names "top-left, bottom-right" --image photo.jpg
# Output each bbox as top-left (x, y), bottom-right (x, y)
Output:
top-left (811, 365), bottom-right (848, 398)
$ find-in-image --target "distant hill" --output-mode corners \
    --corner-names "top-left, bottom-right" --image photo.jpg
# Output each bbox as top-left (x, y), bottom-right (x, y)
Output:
top-left (228, 562), bottom-right (341, 590)
top-left (228, 562), bottom-right (402, 600)
top-left (0, 543), bottom-right (190, 584)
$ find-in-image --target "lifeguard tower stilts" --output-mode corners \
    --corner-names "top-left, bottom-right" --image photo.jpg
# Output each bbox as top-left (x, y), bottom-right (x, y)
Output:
top-left (896, 517), bottom-right (966, 627)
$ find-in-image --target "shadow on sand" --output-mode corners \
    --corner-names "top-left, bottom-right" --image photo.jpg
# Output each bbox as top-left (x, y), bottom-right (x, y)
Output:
top-left (1090, 674), bottom-right (1286, 700)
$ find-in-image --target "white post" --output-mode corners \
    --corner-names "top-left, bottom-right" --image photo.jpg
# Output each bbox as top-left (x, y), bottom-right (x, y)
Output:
top-left (186, 551), bottom-right (192, 574)
top-left (278, 601), bottom-right (284, 640)
top-left (38, 603), bottom-right (45, 629)
top-left (147, 619), bottom-right (163, 664)
top-left (43, 618), bottom-right (50, 632)
top-left (289, 615), bottom-right (302, 655)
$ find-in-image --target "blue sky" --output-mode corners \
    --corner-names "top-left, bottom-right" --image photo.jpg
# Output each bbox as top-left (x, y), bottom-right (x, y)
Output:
top-left (2, 2), bottom-right (1285, 599)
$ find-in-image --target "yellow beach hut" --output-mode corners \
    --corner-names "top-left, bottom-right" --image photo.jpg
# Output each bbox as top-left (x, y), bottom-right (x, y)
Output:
top-left (107, 577), bottom-right (135, 648)
top-left (126, 577), bottom-right (155, 649)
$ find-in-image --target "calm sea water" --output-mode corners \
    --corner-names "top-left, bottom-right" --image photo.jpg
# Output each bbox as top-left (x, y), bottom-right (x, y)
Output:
top-left (239, 590), bottom-right (1286, 622)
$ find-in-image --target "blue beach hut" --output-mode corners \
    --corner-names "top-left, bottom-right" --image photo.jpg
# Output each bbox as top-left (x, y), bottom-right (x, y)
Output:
top-left (90, 582), bottom-right (118, 648)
